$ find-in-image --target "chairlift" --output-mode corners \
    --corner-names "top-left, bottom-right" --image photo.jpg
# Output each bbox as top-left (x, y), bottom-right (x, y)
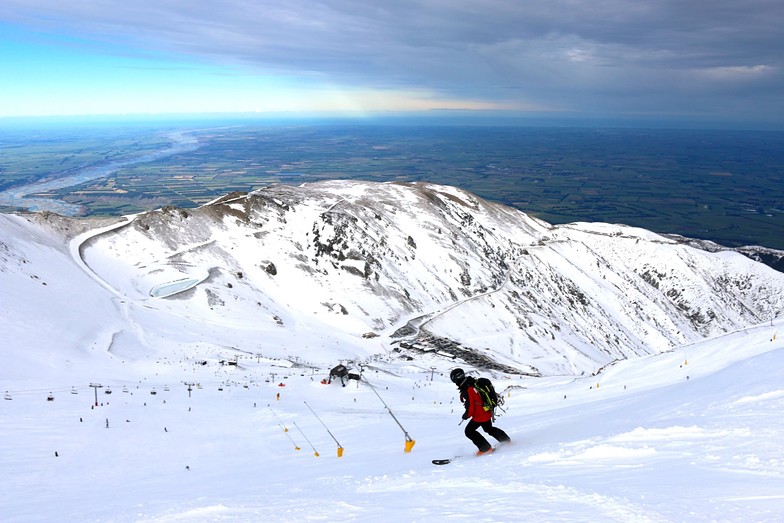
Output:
top-left (71, 387), bottom-right (78, 395)
top-left (218, 386), bottom-right (224, 391)
top-left (164, 385), bottom-right (170, 392)
top-left (122, 386), bottom-right (129, 393)
top-left (104, 388), bottom-right (112, 394)
top-left (47, 393), bottom-right (54, 401)
top-left (4, 391), bottom-right (11, 400)
top-left (150, 388), bottom-right (157, 395)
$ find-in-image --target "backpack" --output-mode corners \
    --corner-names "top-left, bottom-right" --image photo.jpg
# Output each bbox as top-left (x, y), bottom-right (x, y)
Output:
top-left (474, 377), bottom-right (501, 412)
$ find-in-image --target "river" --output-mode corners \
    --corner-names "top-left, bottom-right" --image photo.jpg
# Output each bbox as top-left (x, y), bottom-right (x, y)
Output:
top-left (0, 130), bottom-right (201, 216)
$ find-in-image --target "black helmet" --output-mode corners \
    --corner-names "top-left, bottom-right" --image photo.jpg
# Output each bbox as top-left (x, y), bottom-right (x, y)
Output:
top-left (450, 368), bottom-right (466, 385)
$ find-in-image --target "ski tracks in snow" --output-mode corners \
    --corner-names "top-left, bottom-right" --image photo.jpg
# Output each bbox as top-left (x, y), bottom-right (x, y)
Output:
top-left (354, 470), bottom-right (670, 522)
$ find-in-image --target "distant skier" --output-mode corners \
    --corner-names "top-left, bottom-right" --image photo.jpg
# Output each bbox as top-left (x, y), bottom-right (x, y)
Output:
top-left (450, 368), bottom-right (510, 455)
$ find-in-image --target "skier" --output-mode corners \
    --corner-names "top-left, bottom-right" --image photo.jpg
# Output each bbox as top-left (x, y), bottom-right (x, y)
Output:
top-left (450, 368), bottom-right (510, 455)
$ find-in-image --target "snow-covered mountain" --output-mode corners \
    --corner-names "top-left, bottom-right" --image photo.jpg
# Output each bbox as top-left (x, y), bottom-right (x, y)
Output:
top-left (4, 180), bottom-right (784, 522)
top-left (3, 180), bottom-right (783, 381)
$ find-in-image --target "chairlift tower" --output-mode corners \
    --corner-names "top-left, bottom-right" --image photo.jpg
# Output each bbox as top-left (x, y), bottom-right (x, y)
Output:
top-left (89, 383), bottom-right (103, 406)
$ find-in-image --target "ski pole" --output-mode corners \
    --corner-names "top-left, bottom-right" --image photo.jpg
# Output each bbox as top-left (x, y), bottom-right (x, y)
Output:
top-left (304, 401), bottom-right (344, 457)
top-left (292, 421), bottom-right (320, 457)
top-left (269, 408), bottom-right (301, 450)
top-left (363, 377), bottom-right (416, 452)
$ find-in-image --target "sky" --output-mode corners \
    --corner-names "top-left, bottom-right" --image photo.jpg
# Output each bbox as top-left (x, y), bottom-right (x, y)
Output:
top-left (1, 1), bottom-right (783, 126)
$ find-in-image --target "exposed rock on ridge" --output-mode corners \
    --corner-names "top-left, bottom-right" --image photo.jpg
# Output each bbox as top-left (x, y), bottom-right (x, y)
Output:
top-left (59, 181), bottom-right (784, 375)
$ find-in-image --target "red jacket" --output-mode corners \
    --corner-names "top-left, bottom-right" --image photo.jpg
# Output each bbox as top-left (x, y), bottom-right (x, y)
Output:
top-left (461, 384), bottom-right (492, 423)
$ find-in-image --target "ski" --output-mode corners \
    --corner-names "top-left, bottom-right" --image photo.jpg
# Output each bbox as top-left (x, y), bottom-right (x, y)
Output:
top-left (432, 445), bottom-right (501, 465)
top-left (431, 439), bottom-right (514, 465)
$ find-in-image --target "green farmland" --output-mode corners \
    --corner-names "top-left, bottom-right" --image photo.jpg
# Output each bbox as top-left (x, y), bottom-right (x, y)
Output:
top-left (1, 123), bottom-right (782, 249)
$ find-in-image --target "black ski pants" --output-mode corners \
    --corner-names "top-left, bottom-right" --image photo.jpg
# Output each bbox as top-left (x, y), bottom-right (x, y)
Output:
top-left (465, 419), bottom-right (510, 452)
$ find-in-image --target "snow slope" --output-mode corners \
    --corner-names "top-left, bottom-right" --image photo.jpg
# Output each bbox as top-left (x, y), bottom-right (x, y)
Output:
top-left (2, 181), bottom-right (784, 521)
top-left (2, 314), bottom-right (783, 522)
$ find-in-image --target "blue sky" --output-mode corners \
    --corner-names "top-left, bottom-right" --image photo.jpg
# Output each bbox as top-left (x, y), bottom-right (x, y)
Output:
top-left (1, 1), bottom-right (783, 127)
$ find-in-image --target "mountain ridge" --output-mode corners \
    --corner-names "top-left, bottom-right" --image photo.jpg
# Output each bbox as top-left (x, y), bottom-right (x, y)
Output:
top-left (3, 180), bottom-right (783, 379)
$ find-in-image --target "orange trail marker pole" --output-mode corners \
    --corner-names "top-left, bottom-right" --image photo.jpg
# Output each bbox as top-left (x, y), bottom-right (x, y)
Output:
top-left (363, 377), bottom-right (416, 452)
top-left (269, 408), bottom-right (301, 450)
top-left (304, 401), bottom-right (344, 457)
top-left (292, 421), bottom-right (319, 457)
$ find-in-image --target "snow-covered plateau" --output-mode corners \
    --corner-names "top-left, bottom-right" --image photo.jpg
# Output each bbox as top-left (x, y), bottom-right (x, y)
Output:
top-left (2, 180), bottom-right (783, 522)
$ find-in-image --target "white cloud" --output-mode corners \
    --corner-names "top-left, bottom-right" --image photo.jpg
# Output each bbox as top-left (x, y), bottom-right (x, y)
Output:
top-left (699, 64), bottom-right (775, 80)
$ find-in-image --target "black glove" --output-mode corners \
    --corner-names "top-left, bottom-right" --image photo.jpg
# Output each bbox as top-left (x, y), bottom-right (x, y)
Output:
top-left (462, 413), bottom-right (469, 420)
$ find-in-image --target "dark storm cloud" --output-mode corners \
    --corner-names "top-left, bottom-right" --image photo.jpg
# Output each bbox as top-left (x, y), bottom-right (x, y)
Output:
top-left (2, 0), bottom-right (782, 122)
